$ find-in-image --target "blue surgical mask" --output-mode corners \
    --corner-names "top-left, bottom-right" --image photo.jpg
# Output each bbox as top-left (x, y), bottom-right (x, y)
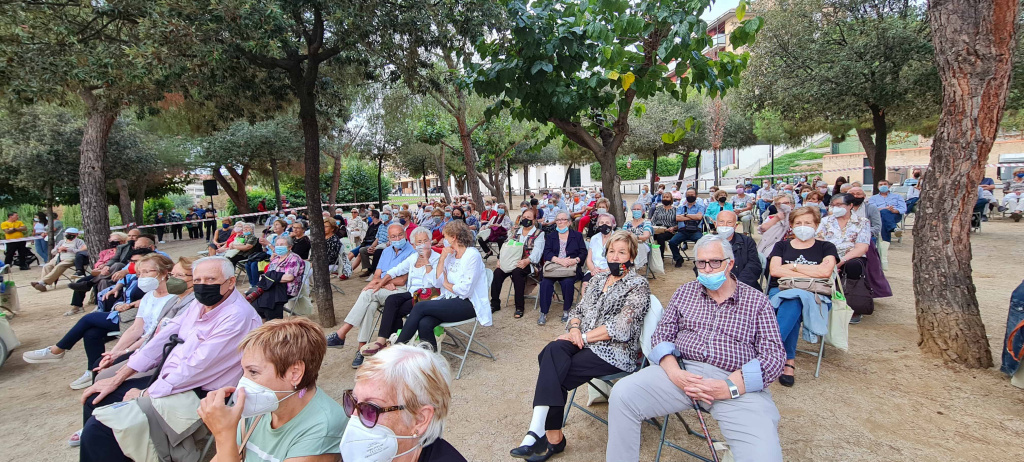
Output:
top-left (632, 210), bottom-right (643, 219)
top-left (381, 214), bottom-right (390, 223)
top-left (557, 226), bottom-right (568, 234)
top-left (273, 246), bottom-right (288, 256)
top-left (498, 208), bottom-right (505, 215)
top-left (697, 268), bottom-right (728, 290)
top-left (445, 212), bottom-right (452, 218)
top-left (399, 218), bottom-right (407, 225)
top-left (1017, 173), bottom-right (1024, 178)
top-left (392, 239), bottom-right (407, 250)
top-left (878, 185), bottom-right (889, 193)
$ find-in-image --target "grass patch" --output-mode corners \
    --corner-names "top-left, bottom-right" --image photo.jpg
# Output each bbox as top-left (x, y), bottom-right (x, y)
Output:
top-left (754, 150), bottom-right (826, 183)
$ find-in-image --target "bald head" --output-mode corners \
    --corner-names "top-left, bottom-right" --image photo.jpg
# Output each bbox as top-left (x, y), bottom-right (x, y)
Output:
top-left (716, 210), bottom-right (738, 225)
top-left (849, 187), bottom-right (865, 199)
top-left (387, 223), bottom-right (405, 241)
top-left (135, 237), bottom-right (155, 250)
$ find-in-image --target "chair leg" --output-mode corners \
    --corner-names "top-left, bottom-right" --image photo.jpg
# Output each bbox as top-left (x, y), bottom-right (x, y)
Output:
top-left (814, 337), bottom-right (825, 378)
top-left (562, 387), bottom-right (578, 427)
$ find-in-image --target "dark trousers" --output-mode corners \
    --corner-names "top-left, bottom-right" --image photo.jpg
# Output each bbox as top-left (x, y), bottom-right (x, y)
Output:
top-left (245, 260), bottom-right (262, 286)
top-left (365, 248), bottom-right (385, 274)
top-left (56, 311), bottom-right (118, 367)
top-left (534, 340), bottom-right (622, 430)
top-left (840, 256), bottom-right (867, 280)
top-left (80, 376), bottom-right (152, 462)
top-left (395, 297), bottom-right (476, 351)
top-left (906, 197), bottom-right (919, 215)
top-left (171, 224), bottom-right (183, 240)
top-left (669, 228), bottom-right (703, 262)
top-left (491, 267), bottom-right (530, 311)
top-left (4, 241), bottom-right (31, 268)
top-left (154, 226), bottom-right (165, 242)
top-left (69, 275), bottom-right (94, 307)
top-left (539, 276), bottom-right (577, 314)
top-left (187, 225), bottom-right (199, 239)
top-left (204, 221), bottom-right (215, 240)
top-left (74, 251), bottom-right (91, 273)
top-left (653, 231), bottom-right (674, 258)
top-left (379, 292), bottom-right (415, 339)
top-left (255, 302), bottom-right (286, 321)
top-left (878, 209), bottom-right (902, 242)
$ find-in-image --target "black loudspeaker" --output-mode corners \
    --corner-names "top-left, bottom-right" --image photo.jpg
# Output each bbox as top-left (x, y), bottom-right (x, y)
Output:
top-left (203, 179), bottom-right (219, 196)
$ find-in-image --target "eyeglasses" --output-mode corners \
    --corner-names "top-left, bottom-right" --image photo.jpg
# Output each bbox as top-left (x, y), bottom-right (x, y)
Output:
top-left (170, 272), bottom-right (192, 279)
top-left (342, 389), bottom-right (405, 429)
top-left (695, 258), bottom-right (731, 270)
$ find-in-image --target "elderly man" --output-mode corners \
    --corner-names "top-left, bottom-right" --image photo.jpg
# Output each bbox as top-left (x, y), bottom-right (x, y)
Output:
top-left (347, 207), bottom-right (368, 244)
top-left (691, 211), bottom-right (762, 290)
top-left (78, 256), bottom-right (262, 462)
top-left (357, 210), bottom-right (391, 278)
top-left (30, 227), bottom-right (87, 292)
top-left (607, 235), bottom-right (786, 462)
top-left (756, 182), bottom-right (777, 216)
top-left (65, 232), bottom-right (129, 313)
top-left (668, 188), bottom-right (706, 268)
top-left (327, 223), bottom-right (415, 368)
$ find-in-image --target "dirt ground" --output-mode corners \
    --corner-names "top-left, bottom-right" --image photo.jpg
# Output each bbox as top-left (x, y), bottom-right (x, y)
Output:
top-left (2, 208), bottom-right (1024, 462)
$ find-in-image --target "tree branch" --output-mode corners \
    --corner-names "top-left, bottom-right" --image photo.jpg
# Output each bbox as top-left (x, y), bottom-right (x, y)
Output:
top-left (549, 118), bottom-right (604, 154)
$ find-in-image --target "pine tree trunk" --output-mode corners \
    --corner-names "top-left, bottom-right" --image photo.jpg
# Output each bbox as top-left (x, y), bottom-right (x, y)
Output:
top-left (562, 163), bottom-right (573, 187)
top-left (115, 179), bottom-right (133, 225)
top-left (377, 155), bottom-right (384, 209)
top-left (329, 154), bottom-right (342, 208)
top-left (650, 150), bottom-right (659, 191)
top-left (436, 145), bottom-right (452, 202)
top-left (211, 168), bottom-right (251, 214)
top-left (297, 77), bottom-right (335, 326)
top-left (596, 150), bottom-right (625, 226)
top-left (133, 179), bottom-right (147, 226)
top-left (455, 108), bottom-right (484, 207)
top-left (45, 184), bottom-right (56, 251)
top-left (271, 158), bottom-right (283, 211)
top-left (913, 0), bottom-right (1018, 367)
top-left (523, 166), bottom-right (530, 200)
top-left (78, 90), bottom-right (116, 260)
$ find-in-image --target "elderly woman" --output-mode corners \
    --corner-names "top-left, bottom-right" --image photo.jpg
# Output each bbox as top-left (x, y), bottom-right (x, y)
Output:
top-left (428, 208), bottom-right (446, 245)
top-left (22, 253), bottom-right (178, 390)
top-left (395, 220), bottom-right (491, 351)
top-left (344, 344), bottom-right (465, 461)
top-left (538, 212), bottom-right (588, 326)
top-left (199, 317), bottom-right (346, 462)
top-left (817, 194), bottom-right (870, 281)
top-left (577, 198), bottom-right (610, 235)
top-left (490, 208), bottom-right (546, 319)
top-left (250, 235), bottom-right (306, 320)
top-left (226, 222), bottom-right (258, 265)
top-left (768, 206), bottom-right (838, 387)
top-left (362, 227), bottom-right (441, 356)
top-left (705, 189), bottom-right (734, 224)
top-left (635, 184), bottom-right (653, 212)
top-left (583, 213), bottom-right (617, 293)
top-left (479, 202), bottom-right (513, 259)
top-left (757, 194), bottom-right (795, 256)
top-left (208, 218), bottom-right (237, 253)
top-left (511, 231), bottom-right (650, 461)
top-left (323, 219), bottom-right (342, 267)
top-left (245, 219), bottom-right (287, 287)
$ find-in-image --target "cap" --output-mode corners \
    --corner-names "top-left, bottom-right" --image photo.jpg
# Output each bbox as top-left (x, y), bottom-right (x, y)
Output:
top-left (65, 228), bottom-right (80, 234)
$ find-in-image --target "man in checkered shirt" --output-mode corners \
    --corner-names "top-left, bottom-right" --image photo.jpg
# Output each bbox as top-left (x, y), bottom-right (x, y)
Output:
top-left (606, 235), bottom-right (786, 462)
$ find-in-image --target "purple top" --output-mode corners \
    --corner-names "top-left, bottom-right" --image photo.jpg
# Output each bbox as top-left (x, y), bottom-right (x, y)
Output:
top-left (649, 279), bottom-right (785, 392)
top-left (127, 290), bottom-right (263, 398)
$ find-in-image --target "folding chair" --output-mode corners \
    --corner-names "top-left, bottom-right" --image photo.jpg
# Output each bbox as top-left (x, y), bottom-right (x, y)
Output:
top-left (793, 271), bottom-right (842, 378)
top-left (502, 270), bottom-right (540, 311)
top-left (438, 317), bottom-right (495, 380)
top-left (284, 261), bottom-right (313, 316)
top-left (561, 294), bottom-right (664, 427)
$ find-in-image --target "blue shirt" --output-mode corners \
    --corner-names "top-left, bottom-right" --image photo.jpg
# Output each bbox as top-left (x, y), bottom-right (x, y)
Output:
top-left (376, 243), bottom-right (416, 278)
top-left (373, 221), bottom-right (388, 244)
top-left (868, 192), bottom-right (907, 215)
top-left (675, 202), bottom-right (706, 230)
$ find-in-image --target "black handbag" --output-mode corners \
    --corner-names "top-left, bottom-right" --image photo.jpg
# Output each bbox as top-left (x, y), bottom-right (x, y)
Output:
top-left (843, 277), bottom-right (875, 316)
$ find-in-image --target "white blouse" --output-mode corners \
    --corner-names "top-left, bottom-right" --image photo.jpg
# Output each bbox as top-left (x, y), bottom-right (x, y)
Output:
top-left (588, 234), bottom-right (610, 270)
top-left (436, 247), bottom-right (492, 326)
top-left (387, 250), bottom-right (441, 292)
top-left (137, 293), bottom-right (177, 338)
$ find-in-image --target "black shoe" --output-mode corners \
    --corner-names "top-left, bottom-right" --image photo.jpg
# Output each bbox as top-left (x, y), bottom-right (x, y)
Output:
top-left (73, 270), bottom-right (86, 277)
top-left (491, 305), bottom-right (501, 313)
top-left (351, 351), bottom-right (364, 369)
top-left (510, 432), bottom-right (547, 459)
top-left (526, 435), bottom-right (566, 462)
top-left (514, 309), bottom-right (524, 319)
top-left (674, 259), bottom-right (684, 268)
top-left (68, 281), bottom-right (89, 292)
top-left (849, 314), bottom-right (862, 324)
top-left (779, 364), bottom-right (795, 387)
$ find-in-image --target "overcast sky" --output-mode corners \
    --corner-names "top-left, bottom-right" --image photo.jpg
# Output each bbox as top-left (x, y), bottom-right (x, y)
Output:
top-left (701, 0), bottom-right (739, 22)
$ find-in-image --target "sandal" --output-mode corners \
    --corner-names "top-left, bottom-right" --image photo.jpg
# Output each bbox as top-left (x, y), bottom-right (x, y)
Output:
top-left (64, 306), bottom-right (83, 316)
top-left (359, 341), bottom-right (389, 357)
top-left (514, 309), bottom-right (524, 319)
top-left (68, 429), bottom-right (82, 447)
top-left (779, 364), bottom-right (795, 387)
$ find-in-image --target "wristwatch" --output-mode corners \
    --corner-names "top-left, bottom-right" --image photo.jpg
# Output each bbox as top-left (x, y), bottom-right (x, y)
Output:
top-left (724, 379), bottom-right (740, 399)
top-left (582, 332), bottom-right (588, 345)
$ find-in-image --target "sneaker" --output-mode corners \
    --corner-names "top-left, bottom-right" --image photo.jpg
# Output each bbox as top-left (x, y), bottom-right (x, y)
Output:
top-left (64, 306), bottom-right (83, 316)
top-left (849, 314), bottom-right (862, 324)
top-left (538, 313), bottom-right (547, 326)
top-left (159, 240), bottom-right (166, 244)
top-left (22, 346), bottom-right (64, 364)
top-left (70, 371), bottom-right (93, 390)
top-left (999, 205), bottom-right (1008, 212)
top-left (364, 276), bottom-right (374, 282)
top-left (351, 351), bottom-right (364, 369)
top-left (561, 312), bottom-right (570, 323)
top-left (326, 332), bottom-right (345, 349)
top-left (30, 281), bottom-right (47, 292)
top-left (982, 216), bottom-right (989, 222)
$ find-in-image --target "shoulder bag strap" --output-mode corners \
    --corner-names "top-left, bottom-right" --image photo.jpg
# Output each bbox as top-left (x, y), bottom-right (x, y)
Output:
top-left (1008, 319), bottom-right (1024, 361)
top-left (237, 414), bottom-right (264, 460)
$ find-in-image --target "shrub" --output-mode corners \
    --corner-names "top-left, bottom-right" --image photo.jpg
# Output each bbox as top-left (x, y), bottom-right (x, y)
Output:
top-left (590, 154), bottom-right (697, 181)
top-left (143, 197), bottom-right (176, 224)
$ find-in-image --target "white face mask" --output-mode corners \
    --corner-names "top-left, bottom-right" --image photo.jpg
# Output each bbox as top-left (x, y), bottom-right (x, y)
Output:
top-left (338, 415), bottom-right (420, 462)
top-left (831, 206), bottom-right (848, 218)
top-left (793, 226), bottom-right (816, 241)
top-left (717, 226), bottom-right (735, 240)
top-left (137, 277), bottom-right (160, 293)
top-left (235, 376), bottom-right (297, 418)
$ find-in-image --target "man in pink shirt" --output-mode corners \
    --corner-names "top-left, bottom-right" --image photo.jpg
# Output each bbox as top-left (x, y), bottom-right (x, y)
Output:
top-left (78, 256), bottom-right (262, 462)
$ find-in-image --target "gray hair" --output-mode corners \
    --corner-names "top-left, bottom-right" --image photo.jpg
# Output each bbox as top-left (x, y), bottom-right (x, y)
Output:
top-left (274, 234), bottom-right (295, 247)
top-left (597, 212), bottom-right (616, 227)
top-left (192, 256), bottom-right (235, 280)
top-left (694, 234), bottom-right (734, 261)
top-left (241, 222), bottom-right (255, 232)
top-left (409, 226), bottom-right (431, 243)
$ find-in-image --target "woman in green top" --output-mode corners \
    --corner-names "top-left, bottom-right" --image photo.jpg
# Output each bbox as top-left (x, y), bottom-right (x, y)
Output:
top-left (198, 317), bottom-right (347, 462)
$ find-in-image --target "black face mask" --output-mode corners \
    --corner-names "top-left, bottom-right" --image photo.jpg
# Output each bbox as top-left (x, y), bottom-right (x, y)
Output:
top-left (718, 197), bottom-right (726, 203)
top-left (194, 282), bottom-right (227, 306)
top-left (597, 224), bottom-right (612, 235)
top-left (914, 173), bottom-right (921, 179)
top-left (662, 200), bottom-right (673, 206)
top-left (686, 196), bottom-right (696, 203)
top-left (109, 240), bottom-right (120, 248)
top-left (519, 218), bottom-right (533, 228)
top-left (453, 215), bottom-right (464, 221)
top-left (850, 197), bottom-right (865, 206)
top-left (607, 261), bottom-right (634, 277)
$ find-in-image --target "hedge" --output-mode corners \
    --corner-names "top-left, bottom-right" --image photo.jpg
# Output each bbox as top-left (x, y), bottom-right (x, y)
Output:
top-left (590, 154), bottom-right (697, 181)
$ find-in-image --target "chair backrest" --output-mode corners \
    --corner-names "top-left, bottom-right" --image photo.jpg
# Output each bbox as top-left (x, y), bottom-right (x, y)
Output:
top-left (641, 295), bottom-right (665, 359)
top-left (291, 260), bottom-right (313, 301)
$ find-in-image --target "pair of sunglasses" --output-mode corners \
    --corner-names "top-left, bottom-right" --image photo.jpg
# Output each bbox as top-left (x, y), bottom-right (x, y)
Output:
top-left (342, 389), bottom-right (404, 428)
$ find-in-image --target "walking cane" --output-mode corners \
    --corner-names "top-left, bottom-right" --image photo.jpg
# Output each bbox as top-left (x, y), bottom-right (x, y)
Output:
top-left (147, 334), bottom-right (184, 387)
top-left (679, 359), bottom-right (720, 462)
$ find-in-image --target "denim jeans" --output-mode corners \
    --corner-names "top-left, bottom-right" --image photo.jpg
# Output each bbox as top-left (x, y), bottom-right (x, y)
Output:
top-left (56, 311), bottom-right (119, 368)
top-left (668, 228), bottom-right (703, 262)
top-left (34, 238), bottom-right (49, 263)
top-left (1001, 280), bottom-right (1024, 376)
top-left (245, 260), bottom-right (261, 286)
top-left (878, 209), bottom-right (902, 242)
